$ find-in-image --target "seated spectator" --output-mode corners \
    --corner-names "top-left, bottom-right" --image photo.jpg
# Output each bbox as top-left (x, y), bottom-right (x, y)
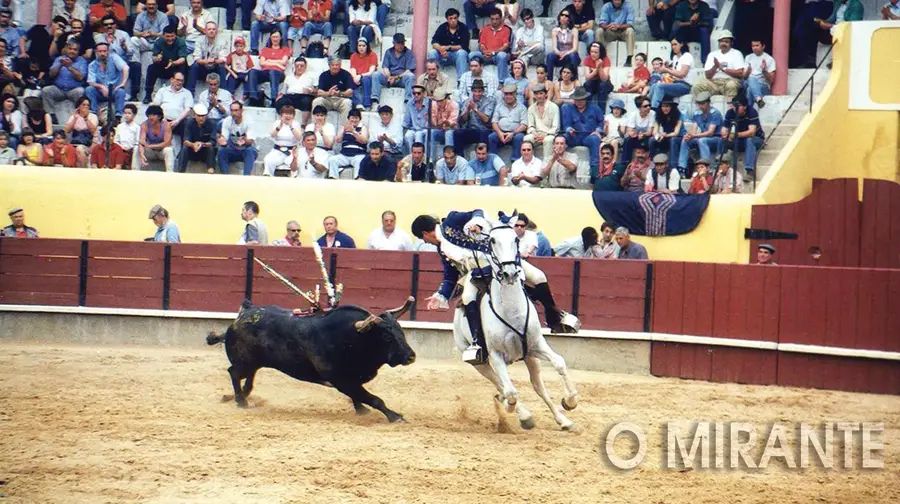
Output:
top-left (1, 207), bottom-right (39, 238)
top-left (598, 0), bottom-right (636, 66)
top-left (153, 72), bottom-right (193, 142)
top-left (237, 201), bottom-right (268, 245)
top-left (357, 141), bottom-right (396, 181)
top-left (402, 84), bottom-right (429, 153)
top-left (513, 214), bottom-right (539, 257)
top-left (248, 31), bottom-right (291, 106)
top-left (272, 220), bottom-right (303, 247)
top-left (416, 59), bottom-right (450, 102)
top-left (144, 26), bottom-right (188, 103)
top-left (373, 33), bottom-right (415, 106)
top-left (743, 39), bottom-right (776, 109)
top-left (429, 8), bottom-right (470, 79)
top-left (467, 142), bottom-right (508, 186)
top-left (650, 98), bottom-right (683, 168)
top-left (647, 0), bottom-right (678, 40)
top-left (509, 140), bottom-right (543, 187)
top-left (469, 9), bottom-right (511, 82)
top-left (349, 38), bottom-right (378, 111)
top-left (458, 56), bottom-right (499, 105)
top-left (711, 152), bottom-right (742, 193)
top-left (527, 64), bottom-right (557, 105)
top-left (495, 0), bottom-right (519, 26)
top-left (266, 57), bottom-right (312, 124)
top-left (16, 129), bottom-right (44, 165)
top-left (42, 41), bottom-right (88, 118)
top-left (135, 104), bottom-right (175, 171)
top-left (648, 36), bottom-right (694, 108)
top-left (463, 0), bottom-right (496, 38)
top-left (620, 144), bottom-right (651, 192)
top-left (692, 30), bottom-right (744, 103)
top-left (618, 53), bottom-right (651, 94)
top-left (55, 0), bottom-right (85, 25)
top-left (615, 227), bottom-right (648, 259)
top-left (318, 215), bottom-right (356, 248)
top-left (146, 205), bottom-right (181, 242)
top-left (524, 83), bottom-right (560, 161)
top-left (134, 0), bottom-right (178, 20)
top-left (90, 126), bottom-right (127, 169)
top-left (602, 98), bottom-right (626, 160)
top-left (186, 21), bottom-right (228, 95)
top-left (593, 143), bottom-right (620, 189)
top-left (546, 10), bottom-right (580, 80)
top-left (367, 210), bottom-right (413, 251)
top-left (85, 42), bottom-right (128, 118)
top-left (64, 96), bottom-right (100, 167)
top-left (489, 84), bottom-right (528, 161)
top-left (312, 56), bottom-right (353, 119)
top-left (454, 78), bottom-right (495, 155)
top-left (543, 135), bottom-right (579, 189)
top-left (395, 141), bottom-right (433, 182)
top-left (435, 145), bottom-right (474, 185)
top-left (526, 220), bottom-right (553, 257)
top-left (504, 59), bottom-right (529, 106)
top-left (808, 0), bottom-right (863, 66)
top-left (561, 87), bottom-right (604, 170)
top-left (132, 0), bottom-right (170, 67)
top-left (114, 103), bottom-right (140, 169)
top-left (347, 0), bottom-right (380, 51)
top-left (286, 0), bottom-right (309, 52)
top-left (687, 157), bottom-right (713, 194)
top-left (883, 0), bottom-right (900, 18)
top-left (52, 18), bottom-right (94, 61)
top-left (328, 108), bottom-right (368, 178)
top-left (645, 153), bottom-right (681, 193)
top-left (512, 8), bottom-right (543, 66)
top-left (553, 65), bottom-right (581, 107)
top-left (22, 99), bottom-right (53, 145)
top-left (90, 0), bottom-right (128, 32)
top-left (554, 226), bottom-right (607, 258)
top-left (95, 16), bottom-right (140, 102)
top-left (177, 104), bottom-right (216, 173)
top-left (672, 0), bottom-right (712, 62)
top-left (722, 95), bottom-right (764, 174)
top-left (565, 0), bottom-right (596, 46)
top-left (196, 73), bottom-right (232, 127)
top-left (292, 130), bottom-right (329, 178)
top-left (250, 0), bottom-right (290, 55)
top-left (583, 42), bottom-right (614, 110)
top-left (677, 91), bottom-right (722, 174)
top-left (0, 130), bottom-right (14, 164)
top-left (0, 93), bottom-right (21, 145)
top-left (224, 37), bottom-right (254, 100)
top-left (217, 101), bottom-right (258, 175)
top-left (304, 104), bottom-right (336, 150)
top-left (23, 18), bottom-right (58, 72)
top-left (264, 104), bottom-right (304, 176)
top-left (299, 0), bottom-right (333, 56)
top-left (622, 96), bottom-right (655, 163)
top-left (44, 130), bottom-right (79, 167)
top-left (177, 0), bottom-right (213, 52)
top-left (429, 90), bottom-right (458, 160)
top-left (0, 40), bottom-right (18, 97)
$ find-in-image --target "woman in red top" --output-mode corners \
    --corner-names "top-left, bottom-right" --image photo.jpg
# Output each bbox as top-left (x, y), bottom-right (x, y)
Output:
top-left (349, 38), bottom-right (378, 110)
top-left (247, 31), bottom-right (292, 106)
top-left (583, 42), bottom-right (614, 110)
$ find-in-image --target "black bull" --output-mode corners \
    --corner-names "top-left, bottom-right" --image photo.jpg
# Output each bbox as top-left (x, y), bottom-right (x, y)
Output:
top-left (207, 297), bottom-right (417, 422)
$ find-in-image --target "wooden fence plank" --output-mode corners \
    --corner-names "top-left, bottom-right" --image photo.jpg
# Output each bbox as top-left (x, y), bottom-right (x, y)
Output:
top-left (88, 258), bottom-right (164, 278)
top-left (0, 256), bottom-right (80, 276)
top-left (88, 241), bottom-right (166, 260)
top-left (0, 238), bottom-right (82, 257)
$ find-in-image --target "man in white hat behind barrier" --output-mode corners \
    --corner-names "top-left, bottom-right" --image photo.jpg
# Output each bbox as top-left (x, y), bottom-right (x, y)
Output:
top-left (691, 29), bottom-right (745, 103)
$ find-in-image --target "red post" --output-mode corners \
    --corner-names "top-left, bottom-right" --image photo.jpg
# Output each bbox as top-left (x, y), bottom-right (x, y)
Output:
top-left (412, 0), bottom-right (431, 77)
top-left (772, 0), bottom-right (790, 95)
top-left (37, 0), bottom-right (52, 25)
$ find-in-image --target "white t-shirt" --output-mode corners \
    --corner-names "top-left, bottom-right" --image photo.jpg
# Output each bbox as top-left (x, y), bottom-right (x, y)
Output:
top-left (114, 121), bottom-right (141, 150)
top-left (282, 71), bottom-right (317, 95)
top-left (509, 156), bottom-right (543, 187)
top-left (304, 122), bottom-right (336, 149)
top-left (704, 48), bottom-right (745, 80)
top-left (292, 146), bottom-right (329, 178)
top-left (369, 118), bottom-right (403, 152)
top-left (626, 110), bottom-right (656, 132)
top-left (518, 230), bottom-right (539, 256)
top-left (605, 114), bottom-right (624, 138)
top-left (220, 116), bottom-right (255, 145)
top-left (672, 52), bottom-right (695, 85)
top-left (744, 52), bottom-right (776, 80)
top-left (271, 119), bottom-right (302, 147)
top-left (366, 228), bottom-right (414, 251)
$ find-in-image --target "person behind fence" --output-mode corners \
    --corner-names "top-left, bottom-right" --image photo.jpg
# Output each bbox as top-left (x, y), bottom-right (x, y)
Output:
top-left (411, 210), bottom-right (578, 363)
top-left (147, 204), bottom-right (181, 242)
top-left (237, 200), bottom-right (269, 245)
top-left (1, 207), bottom-right (39, 238)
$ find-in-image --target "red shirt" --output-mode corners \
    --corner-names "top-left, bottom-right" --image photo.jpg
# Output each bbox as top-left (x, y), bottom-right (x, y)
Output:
top-left (350, 51), bottom-right (377, 75)
top-left (479, 24), bottom-right (511, 53)
top-left (689, 174), bottom-right (713, 194)
top-left (290, 4), bottom-right (308, 28)
top-left (260, 46), bottom-right (292, 70)
top-left (634, 66), bottom-right (651, 81)
top-left (584, 55), bottom-right (611, 70)
top-left (91, 143), bottom-right (127, 168)
top-left (307, 0), bottom-right (332, 22)
top-left (44, 144), bottom-right (78, 167)
top-left (90, 3), bottom-right (128, 31)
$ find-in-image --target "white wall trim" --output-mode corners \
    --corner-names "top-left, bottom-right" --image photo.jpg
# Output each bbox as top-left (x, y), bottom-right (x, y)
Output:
top-left (1, 304), bottom-right (897, 361)
top-left (848, 21), bottom-right (900, 110)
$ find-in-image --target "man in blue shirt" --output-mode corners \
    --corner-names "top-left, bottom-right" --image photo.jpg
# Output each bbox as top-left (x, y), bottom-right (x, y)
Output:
top-left (373, 33), bottom-right (416, 106)
top-left (678, 91), bottom-right (723, 174)
top-left (149, 204), bottom-right (181, 243)
top-left (357, 142), bottom-right (396, 181)
top-left (41, 41), bottom-right (88, 117)
top-left (311, 56), bottom-right (353, 118)
top-left (561, 87), bottom-right (604, 169)
top-left (131, 0), bottom-right (171, 56)
top-left (402, 84), bottom-right (430, 155)
top-left (96, 15), bottom-right (142, 105)
top-left (721, 95), bottom-right (764, 174)
top-left (249, 0), bottom-right (289, 54)
top-left (85, 42), bottom-right (129, 117)
top-left (467, 142), bottom-right (508, 186)
top-left (435, 146), bottom-right (474, 185)
top-left (428, 8), bottom-right (470, 80)
top-left (598, 0), bottom-right (636, 66)
top-left (317, 215), bottom-right (357, 248)
top-left (454, 78), bottom-right (495, 158)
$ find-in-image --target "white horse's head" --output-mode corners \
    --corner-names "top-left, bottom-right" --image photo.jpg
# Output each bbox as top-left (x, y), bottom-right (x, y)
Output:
top-left (488, 221), bottom-right (522, 286)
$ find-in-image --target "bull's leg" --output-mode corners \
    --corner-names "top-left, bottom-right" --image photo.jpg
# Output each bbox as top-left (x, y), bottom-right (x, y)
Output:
top-left (228, 366), bottom-right (248, 408)
top-left (352, 400), bottom-right (370, 415)
top-left (524, 356), bottom-right (574, 431)
top-left (334, 382), bottom-right (404, 423)
top-left (488, 352), bottom-right (518, 414)
top-left (473, 363), bottom-right (534, 430)
top-left (530, 337), bottom-right (580, 410)
top-left (241, 368), bottom-right (258, 398)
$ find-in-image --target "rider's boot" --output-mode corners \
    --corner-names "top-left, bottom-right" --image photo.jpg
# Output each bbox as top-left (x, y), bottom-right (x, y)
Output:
top-left (531, 282), bottom-right (565, 333)
top-left (463, 300), bottom-right (488, 364)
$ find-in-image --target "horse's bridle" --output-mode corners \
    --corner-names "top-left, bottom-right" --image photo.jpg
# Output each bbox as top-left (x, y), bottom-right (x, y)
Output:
top-left (481, 225), bottom-right (522, 282)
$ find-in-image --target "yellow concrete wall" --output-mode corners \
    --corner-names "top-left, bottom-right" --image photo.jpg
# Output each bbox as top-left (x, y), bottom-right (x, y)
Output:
top-left (0, 165), bottom-right (754, 262)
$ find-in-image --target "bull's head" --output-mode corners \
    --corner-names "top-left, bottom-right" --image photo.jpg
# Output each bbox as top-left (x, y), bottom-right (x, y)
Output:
top-left (355, 297), bottom-right (417, 367)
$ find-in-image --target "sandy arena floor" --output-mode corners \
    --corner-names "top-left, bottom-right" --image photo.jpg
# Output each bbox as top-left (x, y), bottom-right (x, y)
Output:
top-left (1, 342), bottom-right (898, 504)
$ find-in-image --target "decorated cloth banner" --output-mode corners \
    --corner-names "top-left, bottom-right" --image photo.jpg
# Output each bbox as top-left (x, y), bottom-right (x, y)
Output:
top-left (591, 191), bottom-right (711, 236)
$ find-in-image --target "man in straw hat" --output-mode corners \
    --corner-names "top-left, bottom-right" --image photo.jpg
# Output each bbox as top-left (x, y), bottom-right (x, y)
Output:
top-left (691, 28), bottom-right (745, 102)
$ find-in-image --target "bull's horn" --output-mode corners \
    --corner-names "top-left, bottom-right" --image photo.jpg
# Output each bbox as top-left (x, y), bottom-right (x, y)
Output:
top-left (386, 296), bottom-right (416, 319)
top-left (355, 314), bottom-right (383, 333)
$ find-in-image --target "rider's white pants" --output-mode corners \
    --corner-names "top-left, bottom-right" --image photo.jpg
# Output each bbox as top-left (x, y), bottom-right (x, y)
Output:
top-left (460, 260), bottom-right (547, 304)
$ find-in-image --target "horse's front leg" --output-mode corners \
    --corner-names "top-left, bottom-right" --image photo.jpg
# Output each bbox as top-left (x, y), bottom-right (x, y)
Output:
top-left (488, 352), bottom-right (518, 413)
top-left (531, 336), bottom-right (579, 410)
top-left (473, 362), bottom-right (534, 430)
top-left (524, 356), bottom-right (575, 431)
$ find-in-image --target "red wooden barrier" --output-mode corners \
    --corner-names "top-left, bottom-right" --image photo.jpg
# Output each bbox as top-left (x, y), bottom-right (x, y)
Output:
top-left (169, 244), bottom-right (247, 312)
top-left (0, 238), bottom-right (81, 306)
top-left (86, 240), bottom-right (166, 309)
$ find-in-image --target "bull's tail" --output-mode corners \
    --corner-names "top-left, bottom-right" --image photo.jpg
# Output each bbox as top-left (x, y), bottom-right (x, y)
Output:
top-left (206, 331), bottom-right (226, 346)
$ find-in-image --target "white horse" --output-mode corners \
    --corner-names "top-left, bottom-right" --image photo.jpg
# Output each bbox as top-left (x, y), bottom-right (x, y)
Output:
top-left (453, 218), bottom-right (580, 430)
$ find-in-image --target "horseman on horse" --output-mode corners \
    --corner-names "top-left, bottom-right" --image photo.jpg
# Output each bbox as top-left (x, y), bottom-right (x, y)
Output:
top-left (411, 210), bottom-right (580, 364)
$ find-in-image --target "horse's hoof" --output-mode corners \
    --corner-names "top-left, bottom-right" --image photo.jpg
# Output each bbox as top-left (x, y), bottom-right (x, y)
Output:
top-left (561, 397), bottom-right (578, 411)
top-left (236, 400), bottom-right (249, 409)
top-left (561, 422), bottom-right (577, 432)
top-left (389, 415), bottom-right (406, 423)
top-left (520, 417), bottom-right (536, 430)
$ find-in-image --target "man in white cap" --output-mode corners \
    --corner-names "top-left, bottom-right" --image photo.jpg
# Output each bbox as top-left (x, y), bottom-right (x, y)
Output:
top-left (692, 29), bottom-right (745, 102)
top-left (756, 243), bottom-right (777, 265)
top-left (176, 103), bottom-right (217, 173)
top-left (645, 153), bottom-right (681, 193)
top-left (1, 207), bottom-right (39, 238)
top-left (148, 204), bottom-right (181, 243)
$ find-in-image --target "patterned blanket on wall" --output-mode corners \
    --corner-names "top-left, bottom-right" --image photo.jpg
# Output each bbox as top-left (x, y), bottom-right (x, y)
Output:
top-left (591, 191), bottom-right (711, 236)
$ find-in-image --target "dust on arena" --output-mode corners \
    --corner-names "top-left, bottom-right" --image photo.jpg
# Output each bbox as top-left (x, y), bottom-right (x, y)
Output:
top-left (1, 342), bottom-right (897, 504)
